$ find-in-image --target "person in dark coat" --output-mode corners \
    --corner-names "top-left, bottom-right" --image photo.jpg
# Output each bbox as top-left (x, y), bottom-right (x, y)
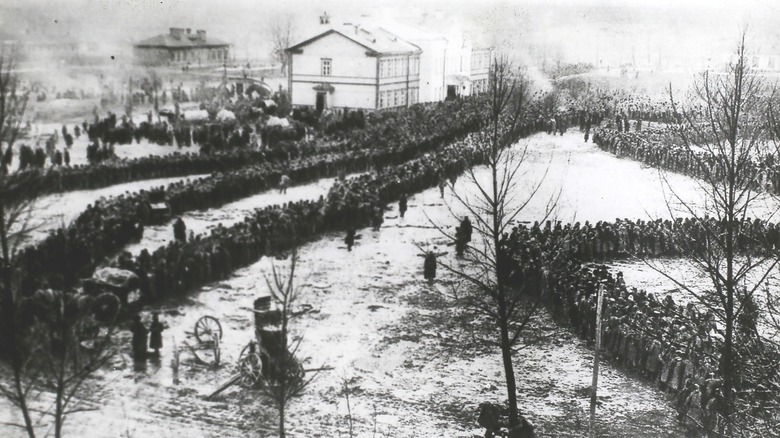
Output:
top-left (173, 217), bottom-right (187, 242)
top-left (477, 402), bottom-right (501, 438)
top-left (345, 228), bottom-right (356, 251)
top-left (129, 314), bottom-right (148, 359)
top-left (424, 251), bottom-right (437, 281)
top-left (149, 313), bottom-right (165, 355)
top-left (371, 206), bottom-right (384, 230)
top-left (399, 193), bottom-right (408, 218)
top-left (461, 216), bottom-right (473, 242)
top-left (455, 226), bottom-right (467, 258)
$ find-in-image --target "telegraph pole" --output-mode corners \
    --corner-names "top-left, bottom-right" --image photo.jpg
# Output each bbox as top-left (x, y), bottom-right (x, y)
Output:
top-left (589, 283), bottom-right (605, 438)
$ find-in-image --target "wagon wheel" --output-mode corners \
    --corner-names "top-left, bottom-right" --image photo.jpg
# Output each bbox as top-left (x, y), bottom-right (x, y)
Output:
top-left (237, 345), bottom-right (264, 388)
top-left (194, 315), bottom-right (223, 344)
top-left (92, 292), bottom-right (121, 324)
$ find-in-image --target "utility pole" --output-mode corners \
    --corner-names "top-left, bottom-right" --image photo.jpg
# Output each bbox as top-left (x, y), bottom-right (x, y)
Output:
top-left (589, 283), bottom-right (605, 438)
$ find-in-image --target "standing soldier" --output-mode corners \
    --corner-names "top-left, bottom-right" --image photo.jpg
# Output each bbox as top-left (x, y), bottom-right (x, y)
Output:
top-left (371, 206), bottom-right (384, 231)
top-left (461, 216), bottom-right (473, 242)
top-left (129, 314), bottom-right (148, 360)
top-left (584, 119), bottom-right (592, 143)
top-left (455, 226), bottom-right (467, 258)
top-left (438, 175), bottom-right (446, 198)
top-left (399, 193), bottom-right (408, 219)
top-left (173, 217), bottom-right (187, 242)
top-left (424, 250), bottom-right (438, 282)
top-left (345, 228), bottom-right (356, 251)
top-left (149, 313), bottom-right (165, 356)
top-left (279, 174), bottom-right (290, 194)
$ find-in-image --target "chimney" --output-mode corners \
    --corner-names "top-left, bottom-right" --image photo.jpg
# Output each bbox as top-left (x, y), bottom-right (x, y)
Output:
top-left (319, 12), bottom-right (330, 25)
top-left (196, 30), bottom-right (206, 42)
top-left (170, 27), bottom-right (184, 39)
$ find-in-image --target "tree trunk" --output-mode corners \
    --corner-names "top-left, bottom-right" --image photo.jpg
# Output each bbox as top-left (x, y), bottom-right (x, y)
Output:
top-left (55, 379), bottom-right (64, 438)
top-left (500, 316), bottom-right (520, 428)
top-left (278, 402), bottom-right (285, 438)
top-left (722, 299), bottom-right (734, 437)
top-left (13, 367), bottom-right (36, 438)
top-left (1, 200), bottom-right (37, 438)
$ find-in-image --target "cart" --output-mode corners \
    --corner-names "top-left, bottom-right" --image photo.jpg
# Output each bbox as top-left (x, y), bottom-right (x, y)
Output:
top-left (82, 267), bottom-right (142, 322)
top-left (205, 296), bottom-right (315, 399)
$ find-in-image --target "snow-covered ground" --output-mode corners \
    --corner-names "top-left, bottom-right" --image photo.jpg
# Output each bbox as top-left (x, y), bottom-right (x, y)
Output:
top-left (1, 131), bottom-right (719, 437)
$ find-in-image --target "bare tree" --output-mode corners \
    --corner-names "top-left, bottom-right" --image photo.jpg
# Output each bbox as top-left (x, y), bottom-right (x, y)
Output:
top-left (1, 53), bottom-right (119, 438)
top-left (0, 51), bottom-right (38, 438)
top-left (431, 55), bottom-right (561, 435)
top-left (24, 288), bottom-right (118, 438)
top-left (267, 15), bottom-right (295, 75)
top-left (258, 250), bottom-right (319, 438)
top-left (647, 33), bottom-right (780, 436)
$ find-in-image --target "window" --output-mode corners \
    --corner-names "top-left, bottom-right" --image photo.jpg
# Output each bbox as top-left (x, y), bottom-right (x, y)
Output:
top-left (321, 58), bottom-right (332, 76)
top-left (379, 91), bottom-right (385, 108)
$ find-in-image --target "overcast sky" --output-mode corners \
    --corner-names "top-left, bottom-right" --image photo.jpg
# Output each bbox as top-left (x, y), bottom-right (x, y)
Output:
top-left (1, 0), bottom-right (778, 66)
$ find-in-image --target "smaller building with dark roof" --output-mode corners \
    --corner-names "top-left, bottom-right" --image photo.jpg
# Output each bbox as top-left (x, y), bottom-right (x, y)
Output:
top-left (133, 28), bottom-right (231, 67)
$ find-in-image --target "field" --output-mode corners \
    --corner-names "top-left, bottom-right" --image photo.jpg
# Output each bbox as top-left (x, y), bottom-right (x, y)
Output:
top-left (0, 131), bottom-right (711, 437)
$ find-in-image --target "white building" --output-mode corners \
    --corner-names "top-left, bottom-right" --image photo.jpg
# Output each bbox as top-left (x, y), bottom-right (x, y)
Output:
top-left (285, 13), bottom-right (492, 111)
top-left (285, 16), bottom-right (421, 112)
top-left (381, 14), bottom-right (493, 100)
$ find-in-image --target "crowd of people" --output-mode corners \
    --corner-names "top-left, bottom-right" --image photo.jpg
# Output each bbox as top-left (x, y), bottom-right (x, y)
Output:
top-left (2, 98), bottom-right (483, 204)
top-left (593, 127), bottom-right (780, 193)
top-left (11, 97), bottom-right (487, 298)
top-left (498, 219), bottom-right (779, 433)
top-left (108, 112), bottom-right (543, 306)
top-left (18, 78), bottom-right (778, 434)
top-left (503, 217), bottom-right (780, 263)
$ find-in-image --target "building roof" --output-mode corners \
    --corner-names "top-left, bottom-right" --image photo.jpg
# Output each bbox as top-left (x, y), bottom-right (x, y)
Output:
top-left (286, 23), bottom-right (421, 56)
top-left (134, 30), bottom-right (229, 49)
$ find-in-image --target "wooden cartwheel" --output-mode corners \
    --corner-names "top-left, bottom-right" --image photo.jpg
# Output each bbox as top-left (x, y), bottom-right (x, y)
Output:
top-left (185, 315), bottom-right (223, 367)
top-left (236, 341), bottom-right (264, 388)
top-left (194, 315), bottom-right (223, 344)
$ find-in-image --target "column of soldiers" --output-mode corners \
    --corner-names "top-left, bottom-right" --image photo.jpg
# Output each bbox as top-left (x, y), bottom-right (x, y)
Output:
top-left (12, 98), bottom-right (502, 299)
top-left (5, 97), bottom-right (483, 203)
top-left (111, 112), bottom-right (547, 301)
top-left (14, 152), bottom-right (364, 297)
top-left (113, 127), bottom-right (499, 300)
top-left (506, 217), bottom-right (780, 262)
top-left (499, 222), bottom-right (779, 433)
top-left (593, 127), bottom-right (778, 193)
